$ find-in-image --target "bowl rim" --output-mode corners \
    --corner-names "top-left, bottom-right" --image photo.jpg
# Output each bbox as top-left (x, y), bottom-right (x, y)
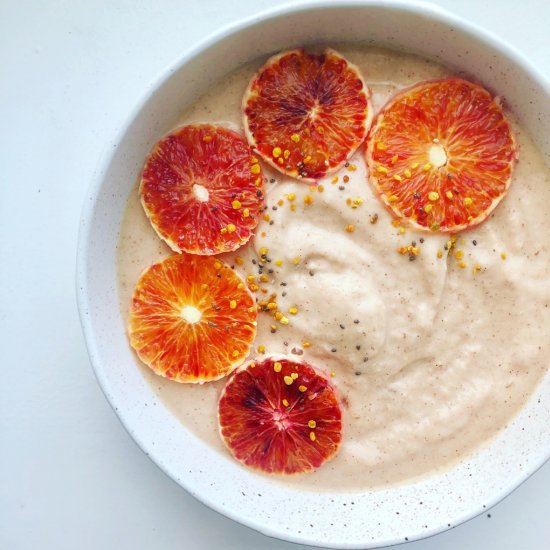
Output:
top-left (76, 1), bottom-right (550, 547)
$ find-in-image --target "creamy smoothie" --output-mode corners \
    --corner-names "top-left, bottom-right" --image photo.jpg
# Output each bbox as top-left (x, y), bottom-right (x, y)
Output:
top-left (117, 46), bottom-right (550, 490)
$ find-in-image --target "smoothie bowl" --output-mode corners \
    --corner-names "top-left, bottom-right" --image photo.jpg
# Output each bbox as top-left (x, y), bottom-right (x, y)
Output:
top-left (76, 1), bottom-right (550, 547)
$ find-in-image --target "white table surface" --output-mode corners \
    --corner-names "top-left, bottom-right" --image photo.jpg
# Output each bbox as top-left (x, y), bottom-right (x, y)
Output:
top-left (1, 1), bottom-right (549, 548)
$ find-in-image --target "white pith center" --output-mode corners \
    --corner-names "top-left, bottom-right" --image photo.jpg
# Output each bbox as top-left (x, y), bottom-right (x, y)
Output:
top-left (193, 184), bottom-right (209, 202)
top-left (309, 100), bottom-right (320, 121)
top-left (181, 305), bottom-right (202, 324)
top-left (428, 144), bottom-right (448, 168)
top-left (273, 410), bottom-right (290, 430)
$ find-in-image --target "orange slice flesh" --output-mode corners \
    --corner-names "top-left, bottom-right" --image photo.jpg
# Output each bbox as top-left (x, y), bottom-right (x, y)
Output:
top-left (366, 78), bottom-right (517, 232)
top-left (218, 357), bottom-right (342, 474)
top-left (140, 124), bottom-right (265, 255)
top-left (243, 48), bottom-right (372, 182)
top-left (129, 254), bottom-right (257, 383)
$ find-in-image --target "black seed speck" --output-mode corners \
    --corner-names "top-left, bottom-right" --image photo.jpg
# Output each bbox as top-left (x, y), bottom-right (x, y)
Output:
top-left (473, 239), bottom-right (477, 246)
top-left (331, 348), bottom-right (337, 353)
top-left (353, 319), bottom-right (359, 324)
top-left (356, 345), bottom-right (361, 350)
top-left (419, 237), bottom-right (424, 243)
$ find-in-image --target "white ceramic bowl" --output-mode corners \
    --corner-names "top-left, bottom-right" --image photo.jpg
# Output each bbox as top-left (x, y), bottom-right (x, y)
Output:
top-left (77, 1), bottom-right (550, 547)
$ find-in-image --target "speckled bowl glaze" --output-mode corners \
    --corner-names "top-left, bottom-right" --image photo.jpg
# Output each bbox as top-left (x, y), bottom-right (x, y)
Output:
top-left (77, 1), bottom-right (550, 547)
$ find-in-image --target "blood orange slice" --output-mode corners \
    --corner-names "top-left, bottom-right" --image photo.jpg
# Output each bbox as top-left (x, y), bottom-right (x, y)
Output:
top-left (128, 254), bottom-right (257, 383)
top-left (243, 48), bottom-right (372, 182)
top-left (140, 124), bottom-right (265, 255)
top-left (366, 78), bottom-right (517, 232)
top-left (218, 356), bottom-right (342, 474)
